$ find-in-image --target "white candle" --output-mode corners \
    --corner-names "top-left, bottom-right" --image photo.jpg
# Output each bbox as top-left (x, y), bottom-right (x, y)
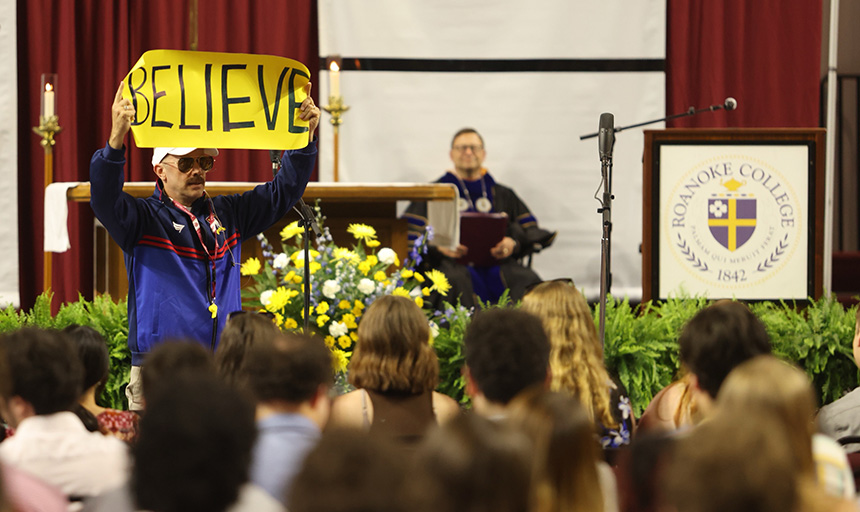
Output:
top-left (330, 62), bottom-right (340, 98)
top-left (44, 83), bottom-right (55, 117)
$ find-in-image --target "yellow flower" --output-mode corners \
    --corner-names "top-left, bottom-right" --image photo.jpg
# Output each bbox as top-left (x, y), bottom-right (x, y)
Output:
top-left (425, 270), bottom-right (451, 296)
top-left (317, 314), bottom-right (330, 328)
top-left (331, 349), bottom-right (351, 374)
top-left (373, 270), bottom-right (387, 282)
top-left (365, 255), bottom-right (378, 267)
top-left (350, 331), bottom-right (358, 341)
top-left (391, 287), bottom-right (410, 298)
top-left (265, 287), bottom-right (292, 312)
top-left (413, 273), bottom-right (425, 283)
top-left (316, 302), bottom-right (330, 315)
top-left (308, 261), bottom-right (322, 274)
top-left (358, 261), bottom-right (371, 275)
top-left (274, 312), bottom-right (284, 326)
top-left (293, 274), bottom-right (303, 284)
top-left (338, 300), bottom-right (351, 310)
top-left (283, 317), bottom-right (299, 330)
top-left (324, 336), bottom-right (336, 348)
top-left (347, 223), bottom-right (377, 243)
top-left (240, 257), bottom-right (261, 276)
top-left (283, 270), bottom-right (296, 284)
top-left (354, 300), bottom-right (365, 310)
top-left (337, 335), bottom-right (351, 349)
top-left (280, 221), bottom-right (303, 241)
top-left (352, 306), bottom-right (363, 317)
top-left (366, 239), bottom-right (381, 248)
top-left (401, 269), bottom-right (414, 278)
top-left (422, 287), bottom-right (431, 296)
top-left (414, 296), bottom-right (424, 308)
top-left (333, 247), bottom-right (360, 263)
top-left (342, 313), bottom-right (357, 329)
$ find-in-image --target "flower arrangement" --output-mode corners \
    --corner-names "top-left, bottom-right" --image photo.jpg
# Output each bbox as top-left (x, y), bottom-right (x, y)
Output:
top-left (239, 215), bottom-right (450, 373)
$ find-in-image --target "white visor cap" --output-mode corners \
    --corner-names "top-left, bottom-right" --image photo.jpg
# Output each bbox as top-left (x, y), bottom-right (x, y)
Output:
top-left (152, 147), bottom-right (219, 166)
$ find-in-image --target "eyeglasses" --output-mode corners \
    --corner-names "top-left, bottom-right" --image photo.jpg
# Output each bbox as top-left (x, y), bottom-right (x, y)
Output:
top-left (452, 144), bottom-right (484, 153)
top-left (226, 310), bottom-right (276, 322)
top-left (524, 278), bottom-right (575, 296)
top-left (164, 155), bottom-right (215, 173)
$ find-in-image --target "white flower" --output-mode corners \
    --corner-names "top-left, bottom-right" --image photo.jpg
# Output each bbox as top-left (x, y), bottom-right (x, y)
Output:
top-left (272, 253), bottom-right (289, 270)
top-left (357, 278), bottom-right (375, 294)
top-left (429, 320), bottom-right (440, 340)
top-left (377, 247), bottom-right (396, 266)
top-left (260, 289), bottom-right (274, 307)
top-left (322, 279), bottom-right (341, 299)
top-left (329, 321), bottom-right (348, 338)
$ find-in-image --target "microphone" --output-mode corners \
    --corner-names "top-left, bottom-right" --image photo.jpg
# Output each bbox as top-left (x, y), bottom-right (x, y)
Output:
top-left (598, 113), bottom-right (615, 161)
top-left (723, 97), bottom-right (738, 111)
top-left (270, 149), bottom-right (322, 237)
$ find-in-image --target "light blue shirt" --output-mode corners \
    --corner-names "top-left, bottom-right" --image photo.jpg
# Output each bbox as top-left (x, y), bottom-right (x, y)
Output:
top-left (250, 413), bottom-right (321, 504)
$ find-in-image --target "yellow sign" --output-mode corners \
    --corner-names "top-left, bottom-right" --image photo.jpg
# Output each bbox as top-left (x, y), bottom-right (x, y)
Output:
top-left (123, 50), bottom-right (311, 149)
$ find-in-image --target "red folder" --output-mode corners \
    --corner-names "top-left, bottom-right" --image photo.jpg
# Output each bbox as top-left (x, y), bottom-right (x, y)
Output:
top-left (457, 212), bottom-right (508, 267)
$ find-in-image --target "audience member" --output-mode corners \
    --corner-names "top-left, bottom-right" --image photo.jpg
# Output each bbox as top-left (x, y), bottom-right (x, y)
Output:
top-left (614, 432), bottom-right (677, 512)
top-left (65, 325), bottom-right (138, 442)
top-left (139, 339), bottom-right (217, 406)
top-left (0, 328), bottom-right (128, 506)
top-left (718, 355), bottom-right (856, 500)
top-left (328, 295), bottom-right (460, 442)
top-left (819, 307), bottom-right (860, 450)
top-left (521, 281), bottom-right (634, 448)
top-left (242, 333), bottom-right (333, 504)
top-left (405, 413), bottom-right (533, 512)
top-left (507, 388), bottom-right (618, 512)
top-left (289, 430), bottom-right (409, 512)
top-left (463, 307), bottom-right (550, 419)
top-left (639, 301), bottom-right (771, 430)
top-left (637, 373), bottom-right (698, 434)
top-left (215, 311), bottom-right (280, 387)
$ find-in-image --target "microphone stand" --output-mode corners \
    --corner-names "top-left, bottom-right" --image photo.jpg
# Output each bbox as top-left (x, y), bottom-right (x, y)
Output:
top-left (270, 150), bottom-right (321, 335)
top-left (581, 100), bottom-right (736, 347)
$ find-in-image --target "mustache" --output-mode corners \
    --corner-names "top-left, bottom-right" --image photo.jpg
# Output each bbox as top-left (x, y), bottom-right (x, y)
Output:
top-left (186, 176), bottom-right (205, 185)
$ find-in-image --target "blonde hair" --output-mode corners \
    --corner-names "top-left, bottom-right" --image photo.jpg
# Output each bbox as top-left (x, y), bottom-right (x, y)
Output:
top-left (349, 295), bottom-right (439, 394)
top-left (508, 389), bottom-right (604, 512)
top-left (717, 355), bottom-right (817, 475)
top-left (521, 281), bottom-right (617, 428)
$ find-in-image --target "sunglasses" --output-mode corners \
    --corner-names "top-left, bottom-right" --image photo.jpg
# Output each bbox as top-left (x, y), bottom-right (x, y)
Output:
top-left (165, 155), bottom-right (215, 173)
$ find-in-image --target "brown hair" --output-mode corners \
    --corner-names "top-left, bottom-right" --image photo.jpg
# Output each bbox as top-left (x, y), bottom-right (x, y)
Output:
top-left (521, 281), bottom-right (616, 428)
top-left (508, 389), bottom-right (604, 512)
top-left (215, 313), bottom-right (280, 387)
top-left (348, 295), bottom-right (438, 394)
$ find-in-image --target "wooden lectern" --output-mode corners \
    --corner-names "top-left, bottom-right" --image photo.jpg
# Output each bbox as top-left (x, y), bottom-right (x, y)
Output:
top-left (67, 182), bottom-right (457, 299)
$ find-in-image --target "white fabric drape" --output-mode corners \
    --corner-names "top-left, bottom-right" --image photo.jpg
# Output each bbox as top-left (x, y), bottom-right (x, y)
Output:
top-left (0, 0), bottom-right (18, 307)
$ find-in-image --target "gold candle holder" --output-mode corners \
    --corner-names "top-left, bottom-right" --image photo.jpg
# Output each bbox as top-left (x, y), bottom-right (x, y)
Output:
top-left (32, 115), bottom-right (63, 150)
top-left (322, 96), bottom-right (349, 182)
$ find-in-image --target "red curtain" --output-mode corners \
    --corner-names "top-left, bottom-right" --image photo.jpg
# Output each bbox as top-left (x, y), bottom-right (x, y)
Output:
top-left (666, 0), bottom-right (822, 128)
top-left (18, 0), bottom-right (318, 310)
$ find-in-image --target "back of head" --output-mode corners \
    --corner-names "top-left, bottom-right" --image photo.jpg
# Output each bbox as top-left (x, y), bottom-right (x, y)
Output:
top-left (0, 328), bottom-right (83, 415)
top-left (678, 301), bottom-right (771, 398)
top-left (242, 333), bottom-right (333, 404)
top-left (215, 312), bottom-right (280, 387)
top-left (64, 324), bottom-right (109, 391)
top-left (349, 295), bottom-right (438, 394)
top-left (507, 389), bottom-right (603, 512)
top-left (133, 374), bottom-right (256, 512)
top-left (521, 281), bottom-right (615, 427)
top-left (407, 414), bottom-right (532, 512)
top-left (464, 308), bottom-right (550, 405)
top-left (664, 409), bottom-right (798, 512)
top-left (141, 340), bottom-right (216, 403)
top-left (718, 355), bottom-right (817, 473)
top-left (289, 430), bottom-right (409, 512)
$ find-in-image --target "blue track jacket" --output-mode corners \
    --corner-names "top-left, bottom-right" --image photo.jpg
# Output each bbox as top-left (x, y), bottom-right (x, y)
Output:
top-left (90, 142), bottom-right (316, 364)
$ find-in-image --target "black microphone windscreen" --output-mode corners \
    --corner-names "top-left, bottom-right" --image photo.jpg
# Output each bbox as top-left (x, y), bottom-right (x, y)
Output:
top-left (269, 150), bottom-right (282, 166)
top-left (598, 113), bottom-right (615, 160)
top-left (724, 97), bottom-right (738, 111)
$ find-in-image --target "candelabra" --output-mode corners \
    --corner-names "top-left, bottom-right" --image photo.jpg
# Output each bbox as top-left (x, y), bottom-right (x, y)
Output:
top-left (33, 73), bottom-right (62, 293)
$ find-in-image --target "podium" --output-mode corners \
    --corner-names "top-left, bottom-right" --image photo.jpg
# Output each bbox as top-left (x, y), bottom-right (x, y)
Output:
top-left (642, 128), bottom-right (825, 302)
top-left (66, 182), bottom-right (457, 299)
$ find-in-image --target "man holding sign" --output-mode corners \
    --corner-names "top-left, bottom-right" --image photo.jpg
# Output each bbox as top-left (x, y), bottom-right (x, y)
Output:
top-left (89, 72), bottom-right (319, 411)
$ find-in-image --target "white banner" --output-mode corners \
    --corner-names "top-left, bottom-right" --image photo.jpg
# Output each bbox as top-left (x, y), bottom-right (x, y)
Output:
top-left (318, 0), bottom-right (666, 299)
top-left (0, 0), bottom-right (18, 307)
